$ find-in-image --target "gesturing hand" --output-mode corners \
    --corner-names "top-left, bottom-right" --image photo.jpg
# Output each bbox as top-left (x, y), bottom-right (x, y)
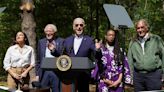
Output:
top-left (95, 39), bottom-right (102, 50)
top-left (48, 43), bottom-right (56, 51)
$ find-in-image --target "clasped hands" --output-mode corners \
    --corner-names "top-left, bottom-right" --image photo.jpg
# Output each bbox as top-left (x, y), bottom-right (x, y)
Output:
top-left (102, 78), bottom-right (121, 88)
top-left (12, 71), bottom-right (28, 80)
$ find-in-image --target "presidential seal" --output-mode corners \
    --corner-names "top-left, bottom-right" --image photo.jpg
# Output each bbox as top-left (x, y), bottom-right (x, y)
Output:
top-left (56, 55), bottom-right (72, 71)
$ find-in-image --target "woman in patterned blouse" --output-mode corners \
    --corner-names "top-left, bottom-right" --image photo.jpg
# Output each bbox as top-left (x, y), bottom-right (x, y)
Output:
top-left (92, 29), bottom-right (131, 92)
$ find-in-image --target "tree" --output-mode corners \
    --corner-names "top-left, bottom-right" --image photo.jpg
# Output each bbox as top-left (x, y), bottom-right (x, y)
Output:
top-left (20, 0), bottom-right (36, 50)
top-left (20, 0), bottom-right (37, 81)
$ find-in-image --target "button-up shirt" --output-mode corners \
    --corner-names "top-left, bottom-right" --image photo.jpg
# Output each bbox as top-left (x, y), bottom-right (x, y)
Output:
top-left (3, 44), bottom-right (35, 71)
top-left (74, 36), bottom-right (83, 55)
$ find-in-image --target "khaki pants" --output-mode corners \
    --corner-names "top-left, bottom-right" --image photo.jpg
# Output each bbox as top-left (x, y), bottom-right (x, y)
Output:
top-left (7, 67), bottom-right (30, 89)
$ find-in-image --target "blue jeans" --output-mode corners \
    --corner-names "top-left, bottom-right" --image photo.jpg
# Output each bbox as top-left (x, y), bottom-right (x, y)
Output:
top-left (41, 71), bottom-right (59, 92)
top-left (133, 69), bottom-right (162, 92)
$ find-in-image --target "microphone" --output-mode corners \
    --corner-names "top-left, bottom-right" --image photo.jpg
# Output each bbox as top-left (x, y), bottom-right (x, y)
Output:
top-left (61, 45), bottom-right (73, 56)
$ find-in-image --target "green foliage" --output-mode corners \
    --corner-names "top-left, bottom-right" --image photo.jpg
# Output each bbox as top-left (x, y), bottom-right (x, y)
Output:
top-left (0, 0), bottom-right (21, 71)
top-left (133, 0), bottom-right (164, 34)
top-left (0, 0), bottom-right (164, 72)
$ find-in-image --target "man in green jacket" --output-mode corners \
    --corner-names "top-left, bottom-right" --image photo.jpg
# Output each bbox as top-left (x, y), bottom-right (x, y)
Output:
top-left (128, 19), bottom-right (164, 92)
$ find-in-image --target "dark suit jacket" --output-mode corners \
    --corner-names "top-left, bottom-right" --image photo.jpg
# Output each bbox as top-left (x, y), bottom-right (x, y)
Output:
top-left (64, 35), bottom-right (95, 57)
top-left (36, 37), bottom-right (64, 78)
top-left (64, 35), bottom-right (95, 92)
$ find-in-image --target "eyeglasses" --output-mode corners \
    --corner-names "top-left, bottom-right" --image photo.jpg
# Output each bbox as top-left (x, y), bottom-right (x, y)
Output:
top-left (75, 24), bottom-right (84, 27)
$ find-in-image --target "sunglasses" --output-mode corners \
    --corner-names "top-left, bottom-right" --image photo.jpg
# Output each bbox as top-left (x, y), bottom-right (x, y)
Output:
top-left (75, 24), bottom-right (84, 27)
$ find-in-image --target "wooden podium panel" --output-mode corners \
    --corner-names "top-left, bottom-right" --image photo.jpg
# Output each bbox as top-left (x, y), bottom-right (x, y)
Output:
top-left (61, 83), bottom-right (72, 92)
top-left (60, 80), bottom-right (77, 92)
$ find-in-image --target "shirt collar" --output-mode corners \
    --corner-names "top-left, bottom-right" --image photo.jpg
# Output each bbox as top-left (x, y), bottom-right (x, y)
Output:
top-left (14, 44), bottom-right (27, 49)
top-left (106, 43), bottom-right (114, 51)
top-left (138, 33), bottom-right (150, 42)
top-left (74, 34), bottom-right (83, 39)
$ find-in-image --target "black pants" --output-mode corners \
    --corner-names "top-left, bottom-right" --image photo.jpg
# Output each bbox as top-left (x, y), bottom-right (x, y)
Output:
top-left (77, 72), bottom-right (90, 92)
top-left (133, 69), bottom-right (162, 92)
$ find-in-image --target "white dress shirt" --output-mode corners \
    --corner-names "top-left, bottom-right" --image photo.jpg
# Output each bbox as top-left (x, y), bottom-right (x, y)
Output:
top-left (74, 36), bottom-right (83, 55)
top-left (3, 44), bottom-right (35, 71)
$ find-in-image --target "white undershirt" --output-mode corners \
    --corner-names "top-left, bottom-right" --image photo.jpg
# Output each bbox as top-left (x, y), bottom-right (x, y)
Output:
top-left (74, 36), bottom-right (83, 55)
top-left (45, 40), bottom-right (55, 57)
top-left (106, 44), bottom-right (114, 53)
top-left (45, 47), bottom-right (54, 57)
top-left (139, 33), bottom-right (149, 55)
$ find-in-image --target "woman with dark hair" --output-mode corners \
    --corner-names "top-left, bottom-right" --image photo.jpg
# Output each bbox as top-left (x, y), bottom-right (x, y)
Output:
top-left (3, 31), bottom-right (35, 90)
top-left (92, 29), bottom-right (131, 92)
top-left (12, 32), bottom-right (29, 45)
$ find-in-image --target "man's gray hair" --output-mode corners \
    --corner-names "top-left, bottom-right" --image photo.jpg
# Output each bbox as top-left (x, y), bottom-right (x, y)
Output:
top-left (135, 19), bottom-right (149, 30)
top-left (73, 17), bottom-right (85, 25)
top-left (44, 24), bottom-right (57, 32)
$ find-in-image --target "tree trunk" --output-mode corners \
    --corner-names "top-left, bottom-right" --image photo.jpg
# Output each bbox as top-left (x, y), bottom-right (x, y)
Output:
top-left (20, 0), bottom-right (36, 84)
top-left (21, 11), bottom-right (36, 50)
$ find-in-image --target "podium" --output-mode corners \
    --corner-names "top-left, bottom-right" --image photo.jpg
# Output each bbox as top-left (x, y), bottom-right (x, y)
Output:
top-left (41, 56), bottom-right (95, 92)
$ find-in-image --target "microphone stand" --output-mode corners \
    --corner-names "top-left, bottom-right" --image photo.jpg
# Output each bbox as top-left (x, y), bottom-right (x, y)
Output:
top-left (118, 25), bottom-right (128, 92)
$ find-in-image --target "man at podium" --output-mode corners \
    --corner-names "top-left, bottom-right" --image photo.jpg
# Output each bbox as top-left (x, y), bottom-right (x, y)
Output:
top-left (63, 17), bottom-right (96, 92)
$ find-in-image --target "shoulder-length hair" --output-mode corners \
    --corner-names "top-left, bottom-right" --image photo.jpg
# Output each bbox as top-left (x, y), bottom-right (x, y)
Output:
top-left (13, 31), bottom-right (29, 45)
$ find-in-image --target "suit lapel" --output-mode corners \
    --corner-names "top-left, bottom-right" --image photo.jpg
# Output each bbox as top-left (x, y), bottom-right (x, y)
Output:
top-left (55, 37), bottom-right (61, 51)
top-left (70, 36), bottom-right (75, 55)
top-left (76, 36), bottom-right (87, 55)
